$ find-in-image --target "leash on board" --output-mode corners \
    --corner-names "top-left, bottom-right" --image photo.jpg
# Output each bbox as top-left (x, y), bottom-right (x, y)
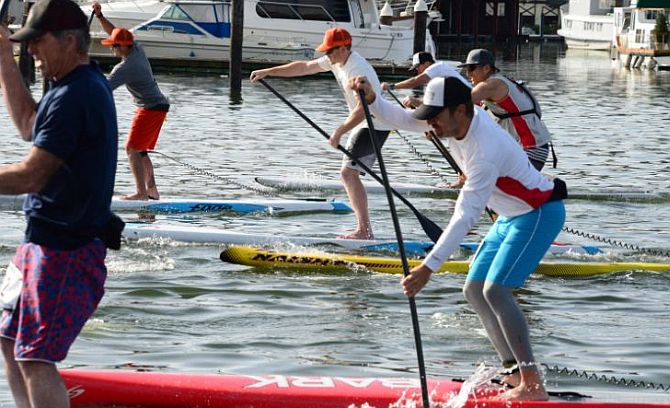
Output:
top-left (147, 151), bottom-right (278, 197)
top-left (560, 226), bottom-right (670, 258)
top-left (543, 364), bottom-right (670, 393)
top-left (359, 88), bottom-right (430, 408)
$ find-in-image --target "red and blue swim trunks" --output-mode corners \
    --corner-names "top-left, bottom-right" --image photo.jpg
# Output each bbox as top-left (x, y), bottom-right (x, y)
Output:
top-left (0, 240), bottom-right (107, 363)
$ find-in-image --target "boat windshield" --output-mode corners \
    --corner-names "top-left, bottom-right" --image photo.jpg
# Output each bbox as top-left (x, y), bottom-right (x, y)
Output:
top-left (159, 3), bottom-right (229, 24)
top-left (255, 0), bottom-right (351, 22)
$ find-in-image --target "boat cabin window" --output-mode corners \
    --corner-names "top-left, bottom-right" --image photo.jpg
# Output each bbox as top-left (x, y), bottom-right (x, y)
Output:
top-left (180, 4), bottom-right (230, 23)
top-left (160, 5), bottom-right (191, 20)
top-left (256, 0), bottom-right (351, 22)
top-left (643, 10), bottom-right (658, 22)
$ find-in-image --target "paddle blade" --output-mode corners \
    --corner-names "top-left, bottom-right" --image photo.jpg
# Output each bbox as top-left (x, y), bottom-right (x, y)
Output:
top-left (415, 212), bottom-right (443, 243)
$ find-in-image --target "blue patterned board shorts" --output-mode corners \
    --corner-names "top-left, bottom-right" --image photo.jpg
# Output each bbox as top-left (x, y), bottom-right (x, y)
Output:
top-left (467, 200), bottom-right (566, 288)
top-left (0, 240), bottom-right (107, 363)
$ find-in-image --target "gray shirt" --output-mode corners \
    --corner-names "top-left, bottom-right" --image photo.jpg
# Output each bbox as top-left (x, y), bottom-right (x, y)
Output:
top-left (108, 42), bottom-right (169, 109)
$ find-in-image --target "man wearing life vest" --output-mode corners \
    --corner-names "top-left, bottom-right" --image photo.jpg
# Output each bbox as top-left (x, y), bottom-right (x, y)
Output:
top-left (459, 49), bottom-right (554, 170)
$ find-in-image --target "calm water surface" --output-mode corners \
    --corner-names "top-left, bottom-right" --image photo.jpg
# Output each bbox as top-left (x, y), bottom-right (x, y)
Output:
top-left (0, 44), bottom-right (669, 406)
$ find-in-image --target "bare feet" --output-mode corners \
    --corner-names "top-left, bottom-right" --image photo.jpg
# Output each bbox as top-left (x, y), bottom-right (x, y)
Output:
top-left (121, 193), bottom-right (150, 201)
top-left (496, 382), bottom-right (549, 401)
top-left (337, 231), bottom-right (374, 240)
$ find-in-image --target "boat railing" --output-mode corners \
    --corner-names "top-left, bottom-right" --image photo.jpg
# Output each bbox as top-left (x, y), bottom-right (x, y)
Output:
top-left (255, 0), bottom-right (337, 22)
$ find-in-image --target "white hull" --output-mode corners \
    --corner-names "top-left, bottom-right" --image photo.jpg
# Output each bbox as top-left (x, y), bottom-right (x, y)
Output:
top-left (558, 14), bottom-right (614, 50)
top-left (88, 0), bottom-right (432, 67)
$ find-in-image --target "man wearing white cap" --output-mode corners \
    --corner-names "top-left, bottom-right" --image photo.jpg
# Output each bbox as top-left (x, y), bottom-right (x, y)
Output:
top-left (350, 75), bottom-right (567, 401)
top-left (381, 51), bottom-right (470, 109)
top-left (459, 48), bottom-right (554, 170)
top-left (250, 28), bottom-right (392, 239)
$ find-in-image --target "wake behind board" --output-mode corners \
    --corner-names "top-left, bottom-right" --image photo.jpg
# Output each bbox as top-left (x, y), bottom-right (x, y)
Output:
top-left (255, 177), bottom-right (666, 202)
top-left (0, 194), bottom-right (351, 215)
top-left (61, 370), bottom-right (670, 408)
top-left (123, 223), bottom-right (600, 256)
top-left (220, 246), bottom-right (670, 278)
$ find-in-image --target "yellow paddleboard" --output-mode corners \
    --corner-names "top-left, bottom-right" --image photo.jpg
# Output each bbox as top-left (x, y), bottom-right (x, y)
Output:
top-left (220, 246), bottom-right (670, 278)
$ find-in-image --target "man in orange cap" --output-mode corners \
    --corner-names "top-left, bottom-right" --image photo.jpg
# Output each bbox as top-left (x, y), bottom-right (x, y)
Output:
top-left (93, 1), bottom-right (170, 200)
top-left (250, 28), bottom-right (391, 240)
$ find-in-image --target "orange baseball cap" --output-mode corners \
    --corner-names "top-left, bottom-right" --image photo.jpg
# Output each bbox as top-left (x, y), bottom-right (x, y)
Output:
top-left (101, 27), bottom-right (134, 46)
top-left (315, 28), bottom-right (352, 52)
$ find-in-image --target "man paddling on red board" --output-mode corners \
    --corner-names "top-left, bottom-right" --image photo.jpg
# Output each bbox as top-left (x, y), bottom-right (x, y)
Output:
top-left (0, 0), bottom-right (119, 406)
top-left (249, 28), bottom-right (392, 240)
top-left (350, 75), bottom-right (567, 401)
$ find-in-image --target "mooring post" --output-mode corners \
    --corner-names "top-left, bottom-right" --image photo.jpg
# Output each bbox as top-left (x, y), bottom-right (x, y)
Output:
top-left (230, 0), bottom-right (243, 97)
top-left (413, 0), bottom-right (428, 54)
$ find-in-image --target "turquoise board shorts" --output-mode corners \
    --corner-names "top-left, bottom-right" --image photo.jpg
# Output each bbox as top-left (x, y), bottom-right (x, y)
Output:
top-left (467, 200), bottom-right (566, 288)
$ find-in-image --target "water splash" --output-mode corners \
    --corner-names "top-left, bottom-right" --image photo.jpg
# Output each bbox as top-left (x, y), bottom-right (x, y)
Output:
top-left (444, 363), bottom-right (500, 408)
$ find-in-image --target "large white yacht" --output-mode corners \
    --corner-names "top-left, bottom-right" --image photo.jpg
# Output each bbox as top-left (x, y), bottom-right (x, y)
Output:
top-left (557, 0), bottom-right (626, 51)
top-left (86, 0), bottom-right (436, 70)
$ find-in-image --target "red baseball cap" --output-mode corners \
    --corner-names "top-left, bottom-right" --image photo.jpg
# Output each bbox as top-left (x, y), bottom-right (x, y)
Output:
top-left (315, 28), bottom-right (352, 52)
top-left (101, 28), bottom-right (134, 46)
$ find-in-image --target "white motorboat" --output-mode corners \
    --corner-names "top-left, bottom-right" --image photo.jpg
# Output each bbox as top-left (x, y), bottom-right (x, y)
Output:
top-left (88, 0), bottom-right (436, 69)
top-left (557, 0), bottom-right (620, 51)
top-left (80, 0), bottom-right (169, 31)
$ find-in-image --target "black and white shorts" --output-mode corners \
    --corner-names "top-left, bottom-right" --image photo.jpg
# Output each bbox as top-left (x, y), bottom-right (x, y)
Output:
top-left (341, 128), bottom-right (391, 175)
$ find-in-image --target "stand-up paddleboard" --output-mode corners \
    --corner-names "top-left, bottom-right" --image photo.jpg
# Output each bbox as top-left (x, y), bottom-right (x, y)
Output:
top-left (220, 246), bottom-right (670, 278)
top-left (255, 177), bottom-right (667, 202)
top-left (61, 370), bottom-right (670, 408)
top-left (123, 223), bottom-right (601, 256)
top-left (0, 194), bottom-right (351, 215)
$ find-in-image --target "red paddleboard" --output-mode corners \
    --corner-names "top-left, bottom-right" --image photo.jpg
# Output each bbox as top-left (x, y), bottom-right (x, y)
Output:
top-left (61, 370), bottom-right (670, 408)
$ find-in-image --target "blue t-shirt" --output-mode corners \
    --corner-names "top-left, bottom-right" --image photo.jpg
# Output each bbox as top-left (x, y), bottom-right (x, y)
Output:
top-left (23, 62), bottom-right (118, 250)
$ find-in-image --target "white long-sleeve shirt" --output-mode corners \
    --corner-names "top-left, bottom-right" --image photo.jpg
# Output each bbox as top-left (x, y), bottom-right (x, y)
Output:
top-left (368, 96), bottom-right (556, 272)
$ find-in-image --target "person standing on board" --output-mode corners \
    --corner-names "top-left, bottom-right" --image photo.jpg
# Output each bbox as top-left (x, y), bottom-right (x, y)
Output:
top-left (0, 0), bottom-right (119, 406)
top-left (350, 75), bottom-right (567, 401)
top-left (458, 49), bottom-right (554, 170)
top-left (249, 27), bottom-right (392, 240)
top-left (381, 51), bottom-right (470, 109)
top-left (93, 1), bottom-right (170, 200)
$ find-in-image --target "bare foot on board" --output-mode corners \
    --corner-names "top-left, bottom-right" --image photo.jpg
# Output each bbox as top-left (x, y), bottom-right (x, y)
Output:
top-left (121, 193), bottom-right (150, 201)
top-left (337, 231), bottom-right (374, 240)
top-left (495, 383), bottom-right (549, 401)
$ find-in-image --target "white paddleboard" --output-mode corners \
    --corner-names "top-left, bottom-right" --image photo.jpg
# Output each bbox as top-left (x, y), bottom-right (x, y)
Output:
top-left (254, 177), bottom-right (665, 201)
top-left (0, 195), bottom-right (351, 215)
top-left (122, 223), bottom-right (601, 256)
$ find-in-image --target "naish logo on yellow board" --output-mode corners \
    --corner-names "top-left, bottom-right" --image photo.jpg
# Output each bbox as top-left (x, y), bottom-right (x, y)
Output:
top-left (251, 252), bottom-right (350, 267)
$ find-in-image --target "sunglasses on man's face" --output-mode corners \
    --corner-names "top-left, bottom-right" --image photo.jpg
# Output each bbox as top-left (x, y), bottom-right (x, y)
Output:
top-left (465, 65), bottom-right (481, 72)
top-left (112, 44), bottom-right (121, 48)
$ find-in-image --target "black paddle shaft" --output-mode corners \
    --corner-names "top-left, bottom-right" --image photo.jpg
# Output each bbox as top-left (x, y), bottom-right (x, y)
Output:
top-left (358, 88), bottom-right (431, 408)
top-left (258, 78), bottom-right (443, 243)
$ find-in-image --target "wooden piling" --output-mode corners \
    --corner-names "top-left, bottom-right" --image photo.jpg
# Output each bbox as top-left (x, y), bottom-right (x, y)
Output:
top-left (229, 0), bottom-right (243, 96)
top-left (413, 0), bottom-right (428, 54)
